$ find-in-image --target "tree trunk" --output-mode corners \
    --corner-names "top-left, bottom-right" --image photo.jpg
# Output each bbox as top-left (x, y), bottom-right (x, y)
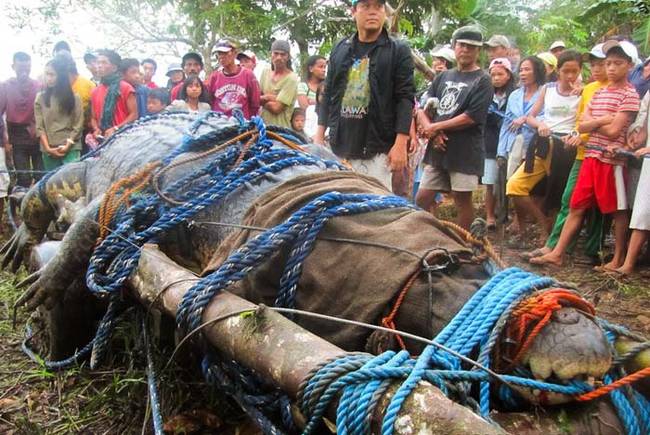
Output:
top-left (127, 244), bottom-right (627, 434)
top-left (129, 244), bottom-right (504, 434)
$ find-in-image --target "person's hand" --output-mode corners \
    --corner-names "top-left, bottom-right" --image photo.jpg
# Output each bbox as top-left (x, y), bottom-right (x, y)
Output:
top-left (422, 122), bottom-right (441, 139)
top-left (562, 134), bottom-right (582, 148)
top-left (605, 144), bottom-right (619, 156)
top-left (635, 147), bottom-right (650, 158)
top-left (415, 110), bottom-right (431, 137)
top-left (261, 94), bottom-right (276, 104)
top-left (55, 145), bottom-right (69, 158)
top-left (629, 128), bottom-right (647, 149)
top-left (537, 122), bottom-right (551, 137)
top-left (570, 82), bottom-right (584, 96)
top-left (497, 156), bottom-right (507, 168)
top-left (44, 146), bottom-right (59, 158)
top-left (387, 135), bottom-right (408, 173)
top-left (313, 131), bottom-right (325, 146)
top-left (432, 132), bottom-right (448, 152)
top-left (597, 114), bottom-right (615, 126)
top-left (509, 116), bottom-right (526, 132)
top-left (105, 127), bottom-right (117, 137)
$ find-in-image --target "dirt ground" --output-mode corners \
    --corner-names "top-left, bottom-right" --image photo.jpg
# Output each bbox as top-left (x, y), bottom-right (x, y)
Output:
top-left (0, 200), bottom-right (648, 434)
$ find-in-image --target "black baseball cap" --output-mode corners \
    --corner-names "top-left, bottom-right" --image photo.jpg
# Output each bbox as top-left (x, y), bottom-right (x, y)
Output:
top-left (452, 26), bottom-right (484, 47)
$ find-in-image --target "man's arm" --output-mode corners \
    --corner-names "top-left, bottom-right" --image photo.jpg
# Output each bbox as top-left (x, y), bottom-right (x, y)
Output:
top-left (0, 82), bottom-right (9, 146)
top-left (248, 73), bottom-right (261, 116)
top-left (121, 93), bottom-right (138, 125)
top-left (392, 43), bottom-right (415, 136)
top-left (263, 97), bottom-right (288, 115)
top-left (314, 67), bottom-right (333, 145)
top-left (387, 43), bottom-right (416, 172)
top-left (106, 92), bottom-right (137, 136)
top-left (266, 73), bottom-right (298, 115)
top-left (422, 74), bottom-right (493, 138)
top-left (597, 111), bottom-right (636, 140)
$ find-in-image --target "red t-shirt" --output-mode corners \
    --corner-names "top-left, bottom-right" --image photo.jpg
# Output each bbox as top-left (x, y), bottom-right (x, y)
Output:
top-left (145, 81), bottom-right (157, 89)
top-left (170, 82), bottom-right (182, 101)
top-left (91, 80), bottom-right (135, 128)
top-left (208, 67), bottom-right (261, 119)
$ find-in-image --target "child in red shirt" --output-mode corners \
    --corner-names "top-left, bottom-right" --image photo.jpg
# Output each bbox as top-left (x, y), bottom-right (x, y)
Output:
top-left (531, 40), bottom-right (640, 270)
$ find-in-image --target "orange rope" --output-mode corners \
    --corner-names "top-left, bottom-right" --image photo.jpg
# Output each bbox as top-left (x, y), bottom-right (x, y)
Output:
top-left (501, 289), bottom-right (595, 369)
top-left (577, 366), bottom-right (650, 401)
top-left (266, 131), bottom-right (306, 152)
top-left (97, 161), bottom-right (161, 241)
top-left (438, 219), bottom-right (507, 269)
top-left (381, 269), bottom-right (420, 350)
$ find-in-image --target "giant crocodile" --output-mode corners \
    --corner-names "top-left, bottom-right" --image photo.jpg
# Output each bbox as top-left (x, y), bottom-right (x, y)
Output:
top-left (1, 112), bottom-right (616, 411)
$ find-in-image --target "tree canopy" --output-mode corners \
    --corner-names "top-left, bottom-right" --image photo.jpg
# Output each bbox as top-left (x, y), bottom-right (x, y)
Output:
top-left (4, 0), bottom-right (650, 73)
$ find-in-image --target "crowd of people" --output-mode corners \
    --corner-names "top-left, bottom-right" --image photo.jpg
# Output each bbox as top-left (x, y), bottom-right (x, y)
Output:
top-left (413, 29), bottom-right (650, 277)
top-left (0, 0), bottom-right (649, 276)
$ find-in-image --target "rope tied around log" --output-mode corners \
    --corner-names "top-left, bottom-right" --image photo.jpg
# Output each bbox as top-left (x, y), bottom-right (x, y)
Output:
top-left (299, 268), bottom-right (650, 435)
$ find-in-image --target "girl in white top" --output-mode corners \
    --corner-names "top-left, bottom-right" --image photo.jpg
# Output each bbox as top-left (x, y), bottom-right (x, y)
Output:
top-left (167, 75), bottom-right (211, 114)
top-left (297, 55), bottom-right (326, 138)
top-left (507, 50), bottom-right (582, 241)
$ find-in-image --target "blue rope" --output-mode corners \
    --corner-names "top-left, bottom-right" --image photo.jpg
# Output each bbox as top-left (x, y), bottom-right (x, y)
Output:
top-left (299, 267), bottom-right (650, 435)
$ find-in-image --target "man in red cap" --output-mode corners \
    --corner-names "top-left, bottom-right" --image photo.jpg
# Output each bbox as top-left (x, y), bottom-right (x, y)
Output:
top-left (237, 51), bottom-right (257, 72)
top-left (207, 40), bottom-right (261, 119)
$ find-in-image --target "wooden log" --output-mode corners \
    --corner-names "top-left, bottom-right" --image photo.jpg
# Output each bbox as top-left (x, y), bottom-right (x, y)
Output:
top-left (129, 244), bottom-right (503, 434)
top-left (126, 245), bottom-right (630, 434)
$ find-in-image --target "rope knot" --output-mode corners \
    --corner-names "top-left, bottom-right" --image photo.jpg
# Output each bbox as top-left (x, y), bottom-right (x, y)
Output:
top-left (501, 289), bottom-right (595, 368)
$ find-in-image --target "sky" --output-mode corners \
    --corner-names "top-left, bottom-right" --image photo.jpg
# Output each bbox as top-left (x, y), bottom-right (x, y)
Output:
top-left (0, 1), bottom-right (181, 85)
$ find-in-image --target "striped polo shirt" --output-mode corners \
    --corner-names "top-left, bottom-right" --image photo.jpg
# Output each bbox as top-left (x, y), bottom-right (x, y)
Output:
top-left (584, 83), bottom-right (640, 165)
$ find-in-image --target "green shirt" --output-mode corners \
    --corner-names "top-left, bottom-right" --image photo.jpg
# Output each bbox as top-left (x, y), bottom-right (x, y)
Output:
top-left (260, 68), bottom-right (298, 128)
top-left (34, 92), bottom-right (84, 151)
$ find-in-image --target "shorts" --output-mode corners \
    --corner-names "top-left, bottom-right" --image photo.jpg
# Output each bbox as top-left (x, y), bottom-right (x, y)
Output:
top-left (0, 149), bottom-right (9, 198)
top-left (482, 158), bottom-right (498, 185)
top-left (419, 164), bottom-right (478, 192)
top-left (349, 153), bottom-right (392, 191)
top-left (505, 155), bottom-right (549, 196)
top-left (570, 157), bottom-right (627, 214)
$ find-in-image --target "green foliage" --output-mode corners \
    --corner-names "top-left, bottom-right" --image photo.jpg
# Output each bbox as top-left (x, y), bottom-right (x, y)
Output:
top-left (4, 0), bottom-right (650, 76)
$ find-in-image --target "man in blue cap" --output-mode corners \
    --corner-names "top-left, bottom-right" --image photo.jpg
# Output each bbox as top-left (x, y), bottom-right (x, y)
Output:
top-left (314, 0), bottom-right (415, 192)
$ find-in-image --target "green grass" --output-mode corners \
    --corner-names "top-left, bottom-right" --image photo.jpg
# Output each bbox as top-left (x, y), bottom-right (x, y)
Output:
top-left (0, 270), bottom-right (240, 434)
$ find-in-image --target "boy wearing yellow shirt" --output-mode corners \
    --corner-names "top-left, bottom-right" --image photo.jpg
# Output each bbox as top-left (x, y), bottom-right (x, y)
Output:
top-left (524, 44), bottom-right (607, 261)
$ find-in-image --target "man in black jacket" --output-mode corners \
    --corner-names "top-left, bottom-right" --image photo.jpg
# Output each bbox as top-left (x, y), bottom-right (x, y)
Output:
top-left (314, 0), bottom-right (414, 191)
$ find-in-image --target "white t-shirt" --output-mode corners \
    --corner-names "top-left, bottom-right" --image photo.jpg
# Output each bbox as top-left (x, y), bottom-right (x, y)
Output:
top-left (542, 83), bottom-right (580, 134)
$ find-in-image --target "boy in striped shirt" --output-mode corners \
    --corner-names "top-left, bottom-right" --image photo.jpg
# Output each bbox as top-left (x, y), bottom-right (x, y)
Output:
top-left (531, 40), bottom-right (640, 269)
